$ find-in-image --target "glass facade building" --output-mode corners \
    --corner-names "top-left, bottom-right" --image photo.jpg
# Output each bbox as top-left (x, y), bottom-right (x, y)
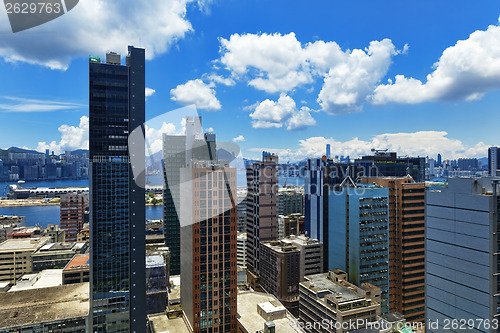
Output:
top-left (329, 185), bottom-right (390, 313)
top-left (89, 46), bottom-right (146, 332)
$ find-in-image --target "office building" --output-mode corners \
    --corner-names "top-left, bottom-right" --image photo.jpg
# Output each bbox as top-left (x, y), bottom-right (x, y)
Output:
top-left (31, 241), bottom-right (87, 272)
top-left (146, 251), bottom-right (169, 315)
top-left (329, 182), bottom-right (390, 313)
top-left (180, 160), bottom-right (238, 333)
top-left (89, 46), bottom-right (146, 332)
top-left (426, 177), bottom-right (500, 333)
top-left (488, 147), bottom-right (499, 176)
top-left (237, 188), bottom-right (248, 232)
top-left (260, 240), bottom-right (300, 315)
top-left (163, 117), bottom-right (216, 276)
top-left (361, 177), bottom-right (425, 322)
top-left (299, 270), bottom-right (381, 333)
top-left (0, 237), bottom-right (50, 283)
top-left (277, 213), bottom-right (304, 239)
top-left (355, 151), bottom-right (426, 183)
top-left (304, 158), bottom-right (369, 270)
top-left (246, 154), bottom-right (279, 289)
top-left (60, 192), bottom-right (88, 242)
top-left (63, 254), bottom-right (90, 285)
top-left (285, 234), bottom-right (323, 281)
top-left (278, 187), bottom-right (303, 216)
top-left (237, 290), bottom-right (300, 333)
top-left (237, 232), bottom-right (247, 269)
top-left (0, 215), bottom-right (25, 243)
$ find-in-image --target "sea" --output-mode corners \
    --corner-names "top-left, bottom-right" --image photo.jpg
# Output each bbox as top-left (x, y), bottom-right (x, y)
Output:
top-left (0, 175), bottom-right (304, 227)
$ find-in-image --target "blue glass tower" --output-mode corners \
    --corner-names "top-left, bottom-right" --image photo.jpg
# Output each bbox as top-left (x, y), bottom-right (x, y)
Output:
top-left (329, 184), bottom-right (390, 313)
top-left (89, 46), bottom-right (146, 332)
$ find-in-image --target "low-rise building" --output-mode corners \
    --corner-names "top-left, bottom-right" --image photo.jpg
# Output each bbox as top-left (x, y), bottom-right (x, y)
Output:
top-left (31, 241), bottom-right (87, 272)
top-left (62, 254), bottom-right (89, 285)
top-left (0, 216), bottom-right (25, 243)
top-left (76, 223), bottom-right (89, 242)
top-left (0, 282), bottom-right (89, 332)
top-left (237, 290), bottom-right (304, 333)
top-left (8, 269), bottom-right (63, 292)
top-left (0, 237), bottom-right (51, 283)
top-left (299, 270), bottom-right (381, 333)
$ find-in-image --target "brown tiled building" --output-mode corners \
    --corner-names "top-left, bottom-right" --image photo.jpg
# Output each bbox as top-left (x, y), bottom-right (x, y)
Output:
top-left (60, 193), bottom-right (88, 242)
top-left (180, 161), bottom-right (238, 333)
top-left (260, 240), bottom-right (300, 315)
top-left (362, 177), bottom-right (425, 322)
top-left (246, 154), bottom-right (278, 289)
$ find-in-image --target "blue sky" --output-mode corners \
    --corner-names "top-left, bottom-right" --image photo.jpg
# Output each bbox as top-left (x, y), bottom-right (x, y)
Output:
top-left (1, 0), bottom-right (500, 161)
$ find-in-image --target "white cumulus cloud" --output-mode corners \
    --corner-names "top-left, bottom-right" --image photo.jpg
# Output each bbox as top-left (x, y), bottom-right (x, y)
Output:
top-left (0, 0), bottom-right (211, 70)
top-left (317, 39), bottom-right (399, 114)
top-left (37, 116), bottom-right (89, 154)
top-left (171, 79), bottom-right (221, 110)
top-left (249, 93), bottom-right (316, 130)
top-left (250, 131), bottom-right (489, 162)
top-left (145, 88), bottom-right (156, 98)
top-left (372, 19), bottom-right (500, 104)
top-left (217, 32), bottom-right (402, 113)
top-left (233, 135), bottom-right (245, 142)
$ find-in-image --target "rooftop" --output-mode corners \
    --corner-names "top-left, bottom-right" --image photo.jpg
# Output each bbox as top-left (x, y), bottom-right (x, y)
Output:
top-left (0, 237), bottom-right (50, 252)
top-left (237, 291), bottom-right (302, 333)
top-left (300, 273), bottom-right (367, 303)
top-left (148, 313), bottom-right (190, 333)
top-left (261, 240), bottom-right (300, 254)
top-left (9, 269), bottom-right (63, 292)
top-left (63, 254), bottom-right (89, 271)
top-left (0, 282), bottom-right (89, 329)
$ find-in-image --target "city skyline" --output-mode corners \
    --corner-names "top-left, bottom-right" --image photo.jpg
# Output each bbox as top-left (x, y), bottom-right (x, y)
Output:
top-left (0, 1), bottom-right (499, 161)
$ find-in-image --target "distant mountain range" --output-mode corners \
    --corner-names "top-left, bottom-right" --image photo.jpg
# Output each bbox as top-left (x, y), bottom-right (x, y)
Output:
top-left (4, 147), bottom-right (90, 157)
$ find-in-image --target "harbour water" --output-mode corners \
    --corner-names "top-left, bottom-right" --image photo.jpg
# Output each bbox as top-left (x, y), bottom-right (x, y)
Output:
top-left (0, 174), bottom-right (303, 227)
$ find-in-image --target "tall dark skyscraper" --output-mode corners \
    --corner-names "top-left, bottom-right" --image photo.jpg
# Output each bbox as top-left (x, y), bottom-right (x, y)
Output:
top-left (89, 46), bottom-right (146, 332)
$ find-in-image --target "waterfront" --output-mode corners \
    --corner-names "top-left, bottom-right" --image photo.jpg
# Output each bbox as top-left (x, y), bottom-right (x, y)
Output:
top-left (0, 204), bottom-right (164, 228)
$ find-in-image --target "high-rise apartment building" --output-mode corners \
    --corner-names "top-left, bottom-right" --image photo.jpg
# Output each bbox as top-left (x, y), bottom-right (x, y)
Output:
top-left (488, 146), bottom-right (499, 177)
top-left (180, 160), bottom-right (238, 333)
top-left (60, 192), bottom-right (88, 242)
top-left (362, 177), bottom-right (425, 322)
top-left (89, 46), bottom-right (146, 332)
top-left (329, 183), bottom-right (390, 313)
top-left (426, 177), bottom-right (500, 333)
top-left (246, 154), bottom-right (278, 289)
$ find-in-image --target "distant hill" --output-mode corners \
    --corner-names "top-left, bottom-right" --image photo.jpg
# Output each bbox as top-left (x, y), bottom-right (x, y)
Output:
top-left (7, 147), bottom-right (43, 154)
top-left (71, 149), bottom-right (89, 157)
